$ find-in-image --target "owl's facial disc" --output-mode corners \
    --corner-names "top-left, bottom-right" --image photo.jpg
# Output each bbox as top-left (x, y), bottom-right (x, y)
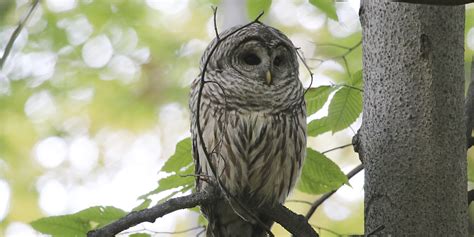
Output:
top-left (233, 39), bottom-right (294, 86)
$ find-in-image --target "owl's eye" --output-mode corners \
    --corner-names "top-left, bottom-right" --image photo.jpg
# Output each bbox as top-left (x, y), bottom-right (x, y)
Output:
top-left (242, 53), bottom-right (261, 65)
top-left (273, 56), bottom-right (284, 67)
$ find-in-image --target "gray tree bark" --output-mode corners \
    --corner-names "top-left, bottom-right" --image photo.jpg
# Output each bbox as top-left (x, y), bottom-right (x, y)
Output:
top-left (359, 0), bottom-right (468, 235)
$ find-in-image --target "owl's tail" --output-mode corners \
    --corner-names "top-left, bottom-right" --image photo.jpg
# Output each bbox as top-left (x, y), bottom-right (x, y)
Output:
top-left (203, 201), bottom-right (273, 237)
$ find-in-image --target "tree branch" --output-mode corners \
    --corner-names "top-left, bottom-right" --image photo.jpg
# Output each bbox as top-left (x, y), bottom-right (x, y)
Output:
top-left (468, 189), bottom-right (474, 206)
top-left (261, 203), bottom-right (318, 237)
top-left (0, 0), bottom-right (40, 69)
top-left (391, 0), bottom-right (473, 5)
top-left (87, 190), bottom-right (319, 237)
top-left (87, 191), bottom-right (216, 237)
top-left (305, 163), bottom-right (364, 219)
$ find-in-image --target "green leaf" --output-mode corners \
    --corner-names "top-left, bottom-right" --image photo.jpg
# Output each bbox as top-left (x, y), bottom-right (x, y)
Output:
top-left (308, 0), bottom-right (338, 21)
top-left (305, 86), bottom-right (334, 116)
top-left (138, 138), bottom-right (195, 200)
top-left (161, 137), bottom-right (193, 173)
top-left (31, 216), bottom-right (90, 237)
top-left (246, 0), bottom-right (272, 20)
top-left (139, 165), bottom-right (194, 200)
top-left (307, 117), bottom-right (331, 137)
top-left (327, 87), bottom-right (362, 133)
top-left (297, 148), bottom-right (347, 194)
top-left (75, 206), bottom-right (126, 227)
top-left (352, 69), bottom-right (363, 88)
top-left (132, 198), bottom-right (152, 211)
top-left (31, 206), bottom-right (127, 237)
top-left (130, 234), bottom-right (151, 237)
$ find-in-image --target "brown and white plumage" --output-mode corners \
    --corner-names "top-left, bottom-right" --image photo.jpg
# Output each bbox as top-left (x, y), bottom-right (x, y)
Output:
top-left (189, 23), bottom-right (306, 237)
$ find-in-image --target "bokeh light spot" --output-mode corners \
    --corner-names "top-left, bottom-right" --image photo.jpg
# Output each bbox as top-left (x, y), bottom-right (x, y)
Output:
top-left (34, 136), bottom-right (68, 169)
top-left (57, 15), bottom-right (94, 46)
top-left (82, 35), bottom-right (113, 68)
top-left (5, 222), bottom-right (37, 237)
top-left (0, 179), bottom-right (11, 222)
top-left (467, 28), bottom-right (474, 51)
top-left (24, 90), bottom-right (57, 122)
top-left (146, 0), bottom-right (188, 15)
top-left (46, 0), bottom-right (77, 12)
top-left (69, 136), bottom-right (99, 173)
top-left (38, 179), bottom-right (68, 215)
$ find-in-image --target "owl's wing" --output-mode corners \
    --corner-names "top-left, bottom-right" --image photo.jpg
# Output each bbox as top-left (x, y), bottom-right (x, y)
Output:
top-left (189, 78), bottom-right (202, 189)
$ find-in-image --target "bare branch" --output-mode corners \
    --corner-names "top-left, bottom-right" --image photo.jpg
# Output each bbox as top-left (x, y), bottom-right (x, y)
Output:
top-left (296, 48), bottom-right (314, 99)
top-left (468, 189), bottom-right (474, 205)
top-left (338, 84), bottom-right (364, 92)
top-left (87, 190), bottom-right (319, 237)
top-left (87, 191), bottom-right (216, 237)
top-left (321, 143), bottom-right (352, 154)
top-left (0, 0), bottom-right (40, 69)
top-left (390, 0), bottom-right (473, 5)
top-left (305, 164), bottom-right (364, 219)
top-left (260, 203), bottom-right (318, 237)
top-left (367, 225), bottom-right (385, 236)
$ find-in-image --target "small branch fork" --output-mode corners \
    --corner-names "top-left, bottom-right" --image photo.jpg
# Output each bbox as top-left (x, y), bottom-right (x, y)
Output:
top-left (310, 40), bottom-right (363, 92)
top-left (305, 163), bottom-right (363, 219)
top-left (0, 0), bottom-right (40, 69)
top-left (87, 191), bottom-right (216, 237)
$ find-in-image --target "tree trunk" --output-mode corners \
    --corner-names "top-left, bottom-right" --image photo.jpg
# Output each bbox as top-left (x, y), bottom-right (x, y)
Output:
top-left (359, 0), bottom-right (468, 235)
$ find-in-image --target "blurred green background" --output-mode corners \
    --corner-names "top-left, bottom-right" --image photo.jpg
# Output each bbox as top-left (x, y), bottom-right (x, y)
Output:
top-left (1, 0), bottom-right (474, 236)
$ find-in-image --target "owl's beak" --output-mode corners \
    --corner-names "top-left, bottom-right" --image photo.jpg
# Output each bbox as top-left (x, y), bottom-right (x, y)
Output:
top-left (265, 70), bottom-right (272, 85)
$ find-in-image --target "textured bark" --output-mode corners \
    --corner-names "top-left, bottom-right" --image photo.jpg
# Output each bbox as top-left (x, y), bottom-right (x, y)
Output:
top-left (391, 0), bottom-right (474, 5)
top-left (360, 0), bottom-right (468, 235)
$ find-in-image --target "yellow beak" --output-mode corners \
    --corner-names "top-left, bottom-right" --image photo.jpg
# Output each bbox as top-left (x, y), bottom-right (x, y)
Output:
top-left (266, 71), bottom-right (272, 85)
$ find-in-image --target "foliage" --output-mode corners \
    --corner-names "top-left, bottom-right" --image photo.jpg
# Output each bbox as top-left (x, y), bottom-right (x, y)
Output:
top-left (305, 85), bottom-right (335, 116)
top-left (297, 148), bottom-right (348, 194)
top-left (328, 87), bottom-right (362, 133)
top-left (309, 0), bottom-right (338, 20)
top-left (0, 0), bottom-right (396, 236)
top-left (30, 206), bottom-right (126, 237)
top-left (247, 0), bottom-right (272, 19)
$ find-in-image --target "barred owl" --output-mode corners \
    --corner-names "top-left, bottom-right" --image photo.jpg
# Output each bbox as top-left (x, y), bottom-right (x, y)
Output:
top-left (190, 22), bottom-right (306, 237)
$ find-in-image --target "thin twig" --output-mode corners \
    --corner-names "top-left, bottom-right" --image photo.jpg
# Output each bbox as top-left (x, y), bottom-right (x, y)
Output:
top-left (296, 48), bottom-right (314, 99)
top-left (147, 226), bottom-right (205, 235)
top-left (338, 84), bottom-right (364, 92)
top-left (196, 228), bottom-right (206, 237)
top-left (286, 200), bottom-right (313, 206)
top-left (310, 224), bottom-right (343, 236)
top-left (0, 0), bottom-right (40, 69)
top-left (324, 40), bottom-right (362, 61)
top-left (314, 42), bottom-right (351, 50)
top-left (367, 225), bottom-right (385, 236)
top-left (321, 143), bottom-right (352, 154)
top-left (211, 6), bottom-right (220, 41)
top-left (305, 164), bottom-right (364, 219)
top-left (118, 226), bottom-right (205, 236)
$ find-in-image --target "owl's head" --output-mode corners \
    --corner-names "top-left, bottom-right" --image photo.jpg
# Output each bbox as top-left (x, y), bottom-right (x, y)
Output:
top-left (198, 23), bottom-right (303, 112)
top-left (201, 23), bottom-right (299, 87)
